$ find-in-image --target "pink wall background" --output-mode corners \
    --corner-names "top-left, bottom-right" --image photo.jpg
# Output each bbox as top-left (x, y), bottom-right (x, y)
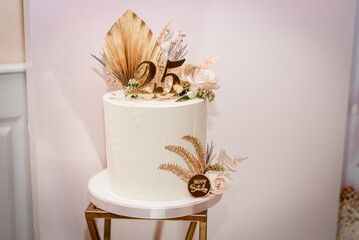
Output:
top-left (24, 0), bottom-right (355, 239)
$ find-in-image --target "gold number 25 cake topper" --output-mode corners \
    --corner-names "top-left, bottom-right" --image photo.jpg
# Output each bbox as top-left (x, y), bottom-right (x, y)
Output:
top-left (127, 59), bottom-right (186, 100)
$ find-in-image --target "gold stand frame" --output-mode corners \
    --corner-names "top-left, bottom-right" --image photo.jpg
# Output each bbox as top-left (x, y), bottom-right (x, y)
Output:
top-left (85, 202), bottom-right (208, 240)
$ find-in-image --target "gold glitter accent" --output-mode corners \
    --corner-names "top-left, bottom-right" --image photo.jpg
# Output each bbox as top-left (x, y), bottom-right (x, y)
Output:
top-left (140, 93), bottom-right (155, 100)
top-left (338, 187), bottom-right (359, 240)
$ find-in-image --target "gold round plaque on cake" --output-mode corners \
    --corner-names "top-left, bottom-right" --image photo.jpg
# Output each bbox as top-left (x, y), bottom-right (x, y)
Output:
top-left (188, 175), bottom-right (211, 198)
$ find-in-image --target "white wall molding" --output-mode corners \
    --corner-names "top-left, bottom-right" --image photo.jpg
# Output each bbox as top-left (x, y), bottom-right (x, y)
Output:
top-left (0, 63), bottom-right (26, 74)
top-left (0, 69), bottom-right (33, 240)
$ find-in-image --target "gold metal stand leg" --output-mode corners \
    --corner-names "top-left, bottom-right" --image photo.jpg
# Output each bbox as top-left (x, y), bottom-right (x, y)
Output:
top-left (199, 221), bottom-right (207, 240)
top-left (86, 217), bottom-right (100, 240)
top-left (104, 218), bottom-right (111, 240)
top-left (186, 222), bottom-right (197, 240)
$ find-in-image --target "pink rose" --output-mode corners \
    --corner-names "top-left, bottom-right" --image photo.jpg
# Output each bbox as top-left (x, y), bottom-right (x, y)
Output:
top-left (205, 170), bottom-right (230, 194)
top-left (187, 69), bottom-right (219, 90)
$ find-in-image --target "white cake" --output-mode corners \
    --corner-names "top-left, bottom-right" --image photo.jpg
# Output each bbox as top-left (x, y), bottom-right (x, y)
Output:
top-left (103, 91), bottom-right (207, 201)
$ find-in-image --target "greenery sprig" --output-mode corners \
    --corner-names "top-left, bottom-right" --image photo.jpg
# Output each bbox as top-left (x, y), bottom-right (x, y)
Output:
top-left (125, 78), bottom-right (139, 99)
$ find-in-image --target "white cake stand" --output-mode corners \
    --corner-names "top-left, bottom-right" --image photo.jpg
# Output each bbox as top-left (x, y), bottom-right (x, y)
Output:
top-left (88, 169), bottom-right (222, 219)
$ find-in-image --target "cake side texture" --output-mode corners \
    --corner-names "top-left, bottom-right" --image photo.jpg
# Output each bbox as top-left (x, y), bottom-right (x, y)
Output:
top-left (103, 91), bottom-right (207, 201)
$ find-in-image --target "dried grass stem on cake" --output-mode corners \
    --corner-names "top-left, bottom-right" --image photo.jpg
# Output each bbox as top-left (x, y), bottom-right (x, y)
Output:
top-left (158, 135), bottom-right (205, 183)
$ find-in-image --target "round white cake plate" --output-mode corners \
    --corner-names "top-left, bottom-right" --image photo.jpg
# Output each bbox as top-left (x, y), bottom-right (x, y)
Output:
top-left (88, 169), bottom-right (222, 219)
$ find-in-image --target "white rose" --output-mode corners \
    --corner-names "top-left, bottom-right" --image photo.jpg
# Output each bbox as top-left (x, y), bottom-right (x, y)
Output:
top-left (187, 91), bottom-right (197, 99)
top-left (205, 170), bottom-right (230, 194)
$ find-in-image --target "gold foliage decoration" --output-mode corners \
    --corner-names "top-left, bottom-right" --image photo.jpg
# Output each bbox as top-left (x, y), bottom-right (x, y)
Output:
top-left (102, 9), bottom-right (161, 88)
top-left (182, 135), bottom-right (205, 171)
top-left (164, 145), bottom-right (199, 175)
top-left (157, 163), bottom-right (192, 183)
top-left (158, 135), bottom-right (205, 183)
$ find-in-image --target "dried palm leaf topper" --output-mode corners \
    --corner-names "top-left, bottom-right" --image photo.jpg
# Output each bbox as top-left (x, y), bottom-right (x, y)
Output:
top-left (102, 10), bottom-right (161, 88)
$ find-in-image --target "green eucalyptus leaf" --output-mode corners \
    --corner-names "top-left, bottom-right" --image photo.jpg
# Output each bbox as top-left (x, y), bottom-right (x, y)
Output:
top-left (176, 95), bottom-right (190, 102)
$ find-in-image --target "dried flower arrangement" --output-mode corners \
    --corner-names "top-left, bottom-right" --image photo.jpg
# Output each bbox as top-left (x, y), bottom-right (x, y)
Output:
top-left (92, 10), bottom-right (219, 102)
top-left (158, 135), bottom-right (247, 196)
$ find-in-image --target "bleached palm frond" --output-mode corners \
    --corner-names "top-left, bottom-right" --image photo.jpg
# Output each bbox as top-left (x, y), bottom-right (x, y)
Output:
top-left (217, 150), bottom-right (247, 172)
top-left (156, 19), bottom-right (173, 45)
